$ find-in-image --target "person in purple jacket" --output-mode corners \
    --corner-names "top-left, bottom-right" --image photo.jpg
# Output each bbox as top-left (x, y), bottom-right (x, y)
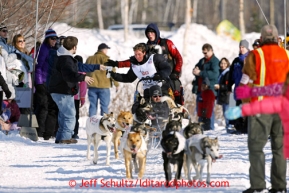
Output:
top-left (34, 29), bottom-right (58, 137)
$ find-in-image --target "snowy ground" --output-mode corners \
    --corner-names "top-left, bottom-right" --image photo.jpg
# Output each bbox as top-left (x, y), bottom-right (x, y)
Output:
top-left (1, 117), bottom-right (288, 193)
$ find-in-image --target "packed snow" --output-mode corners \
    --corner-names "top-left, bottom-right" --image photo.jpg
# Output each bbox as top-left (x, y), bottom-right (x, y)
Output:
top-left (0, 23), bottom-right (288, 193)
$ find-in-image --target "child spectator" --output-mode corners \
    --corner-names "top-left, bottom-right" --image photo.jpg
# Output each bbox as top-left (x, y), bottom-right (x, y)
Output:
top-left (72, 55), bottom-right (87, 139)
top-left (214, 58), bottom-right (230, 133)
top-left (197, 78), bottom-right (215, 131)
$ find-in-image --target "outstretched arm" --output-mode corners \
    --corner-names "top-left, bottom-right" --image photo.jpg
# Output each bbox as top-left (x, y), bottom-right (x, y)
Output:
top-left (225, 96), bottom-right (283, 120)
top-left (236, 82), bottom-right (283, 99)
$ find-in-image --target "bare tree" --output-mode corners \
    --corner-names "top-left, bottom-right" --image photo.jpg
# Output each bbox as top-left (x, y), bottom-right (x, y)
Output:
top-left (0, 0), bottom-right (74, 48)
top-left (270, 0), bottom-right (274, 25)
top-left (122, 0), bottom-right (129, 41)
top-left (141, 0), bottom-right (148, 24)
top-left (128, 0), bottom-right (137, 24)
top-left (172, 0), bottom-right (180, 24)
top-left (213, 0), bottom-right (221, 26)
top-left (221, 0), bottom-right (227, 20)
top-left (239, 0), bottom-right (245, 36)
top-left (97, 0), bottom-right (104, 29)
top-left (183, 0), bottom-right (191, 63)
top-left (163, 0), bottom-right (172, 23)
top-left (192, 0), bottom-right (198, 23)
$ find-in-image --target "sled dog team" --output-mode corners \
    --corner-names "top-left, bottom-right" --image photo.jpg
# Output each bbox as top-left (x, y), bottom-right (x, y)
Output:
top-left (85, 104), bottom-right (222, 185)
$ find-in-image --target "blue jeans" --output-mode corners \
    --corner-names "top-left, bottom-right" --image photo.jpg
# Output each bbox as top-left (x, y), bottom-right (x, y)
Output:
top-left (88, 88), bottom-right (110, 117)
top-left (221, 104), bottom-right (229, 129)
top-left (196, 93), bottom-right (215, 130)
top-left (51, 93), bottom-right (76, 141)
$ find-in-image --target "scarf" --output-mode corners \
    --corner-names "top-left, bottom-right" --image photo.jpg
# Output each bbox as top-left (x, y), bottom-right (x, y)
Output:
top-left (238, 52), bottom-right (249, 62)
top-left (218, 68), bottom-right (229, 83)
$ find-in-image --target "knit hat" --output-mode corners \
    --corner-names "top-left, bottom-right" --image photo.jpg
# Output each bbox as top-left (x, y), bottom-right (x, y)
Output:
top-left (98, 43), bottom-right (110, 50)
top-left (252, 39), bottom-right (260, 47)
top-left (239, 40), bottom-right (249, 50)
top-left (0, 23), bottom-right (7, 31)
top-left (261, 24), bottom-right (278, 42)
top-left (149, 85), bottom-right (162, 97)
top-left (45, 29), bottom-right (57, 39)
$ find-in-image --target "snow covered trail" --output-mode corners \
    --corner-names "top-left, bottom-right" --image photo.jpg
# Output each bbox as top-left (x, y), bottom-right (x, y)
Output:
top-left (1, 122), bottom-right (286, 193)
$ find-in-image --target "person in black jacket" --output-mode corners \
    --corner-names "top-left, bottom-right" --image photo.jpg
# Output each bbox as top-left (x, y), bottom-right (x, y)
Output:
top-left (214, 58), bottom-right (231, 133)
top-left (110, 43), bottom-right (171, 99)
top-left (49, 36), bottom-right (104, 144)
top-left (148, 85), bottom-right (170, 130)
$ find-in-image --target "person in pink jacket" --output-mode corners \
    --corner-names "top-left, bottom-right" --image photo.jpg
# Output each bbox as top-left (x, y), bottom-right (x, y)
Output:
top-left (72, 55), bottom-right (87, 139)
top-left (225, 73), bottom-right (289, 159)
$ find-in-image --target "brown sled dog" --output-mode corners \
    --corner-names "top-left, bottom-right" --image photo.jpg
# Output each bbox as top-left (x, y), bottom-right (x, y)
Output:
top-left (112, 111), bottom-right (133, 159)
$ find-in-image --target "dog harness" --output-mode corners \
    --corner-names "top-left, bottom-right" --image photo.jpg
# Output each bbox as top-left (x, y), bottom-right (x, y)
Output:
top-left (186, 134), bottom-right (207, 159)
top-left (87, 116), bottom-right (113, 137)
top-left (131, 54), bottom-right (159, 89)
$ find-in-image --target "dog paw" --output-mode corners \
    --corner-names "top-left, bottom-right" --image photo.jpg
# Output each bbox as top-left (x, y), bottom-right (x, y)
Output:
top-left (206, 180), bottom-right (210, 185)
top-left (93, 161), bottom-right (97, 165)
top-left (106, 162), bottom-right (110, 166)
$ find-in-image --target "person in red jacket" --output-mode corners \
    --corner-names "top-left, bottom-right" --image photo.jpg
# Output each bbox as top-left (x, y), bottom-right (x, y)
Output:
top-left (197, 78), bottom-right (215, 131)
top-left (105, 23), bottom-right (183, 104)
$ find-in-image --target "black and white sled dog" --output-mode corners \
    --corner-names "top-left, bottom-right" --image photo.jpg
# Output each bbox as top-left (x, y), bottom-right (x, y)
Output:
top-left (186, 135), bottom-right (223, 184)
top-left (182, 120), bottom-right (203, 139)
top-left (161, 131), bottom-right (186, 186)
top-left (86, 112), bottom-right (116, 165)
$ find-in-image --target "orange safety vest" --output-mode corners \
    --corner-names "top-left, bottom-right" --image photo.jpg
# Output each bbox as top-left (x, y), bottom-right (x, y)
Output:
top-left (251, 44), bottom-right (289, 102)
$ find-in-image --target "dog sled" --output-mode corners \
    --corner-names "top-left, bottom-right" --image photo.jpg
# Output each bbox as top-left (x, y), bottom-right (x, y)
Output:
top-left (133, 77), bottom-right (186, 150)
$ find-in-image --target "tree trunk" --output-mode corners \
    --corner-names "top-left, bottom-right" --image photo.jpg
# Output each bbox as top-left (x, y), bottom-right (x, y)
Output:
top-left (163, 0), bottom-right (172, 23)
top-left (221, 0), bottom-right (226, 21)
top-left (141, 0), bottom-right (148, 24)
top-left (239, 0), bottom-right (245, 37)
top-left (122, 0), bottom-right (129, 41)
top-left (192, 0), bottom-right (198, 23)
top-left (213, 0), bottom-right (220, 26)
top-left (270, 0), bottom-right (274, 25)
top-left (128, 0), bottom-right (137, 24)
top-left (172, 0), bottom-right (180, 24)
top-left (97, 0), bottom-right (103, 29)
top-left (183, 0), bottom-right (191, 64)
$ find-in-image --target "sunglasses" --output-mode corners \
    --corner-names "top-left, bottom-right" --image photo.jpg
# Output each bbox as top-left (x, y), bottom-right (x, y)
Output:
top-left (153, 95), bottom-right (161, 98)
top-left (18, 40), bottom-right (25, 43)
top-left (1, 30), bottom-right (8, 33)
top-left (50, 37), bottom-right (57, 40)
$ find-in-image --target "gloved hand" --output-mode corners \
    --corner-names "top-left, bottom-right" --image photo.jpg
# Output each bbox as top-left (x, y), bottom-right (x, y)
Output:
top-left (110, 71), bottom-right (116, 79)
top-left (4, 89), bottom-right (12, 99)
top-left (225, 107), bottom-right (242, 120)
top-left (169, 72), bottom-right (179, 80)
top-left (152, 73), bottom-right (162, 81)
top-left (104, 59), bottom-right (118, 67)
top-left (236, 85), bottom-right (252, 99)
